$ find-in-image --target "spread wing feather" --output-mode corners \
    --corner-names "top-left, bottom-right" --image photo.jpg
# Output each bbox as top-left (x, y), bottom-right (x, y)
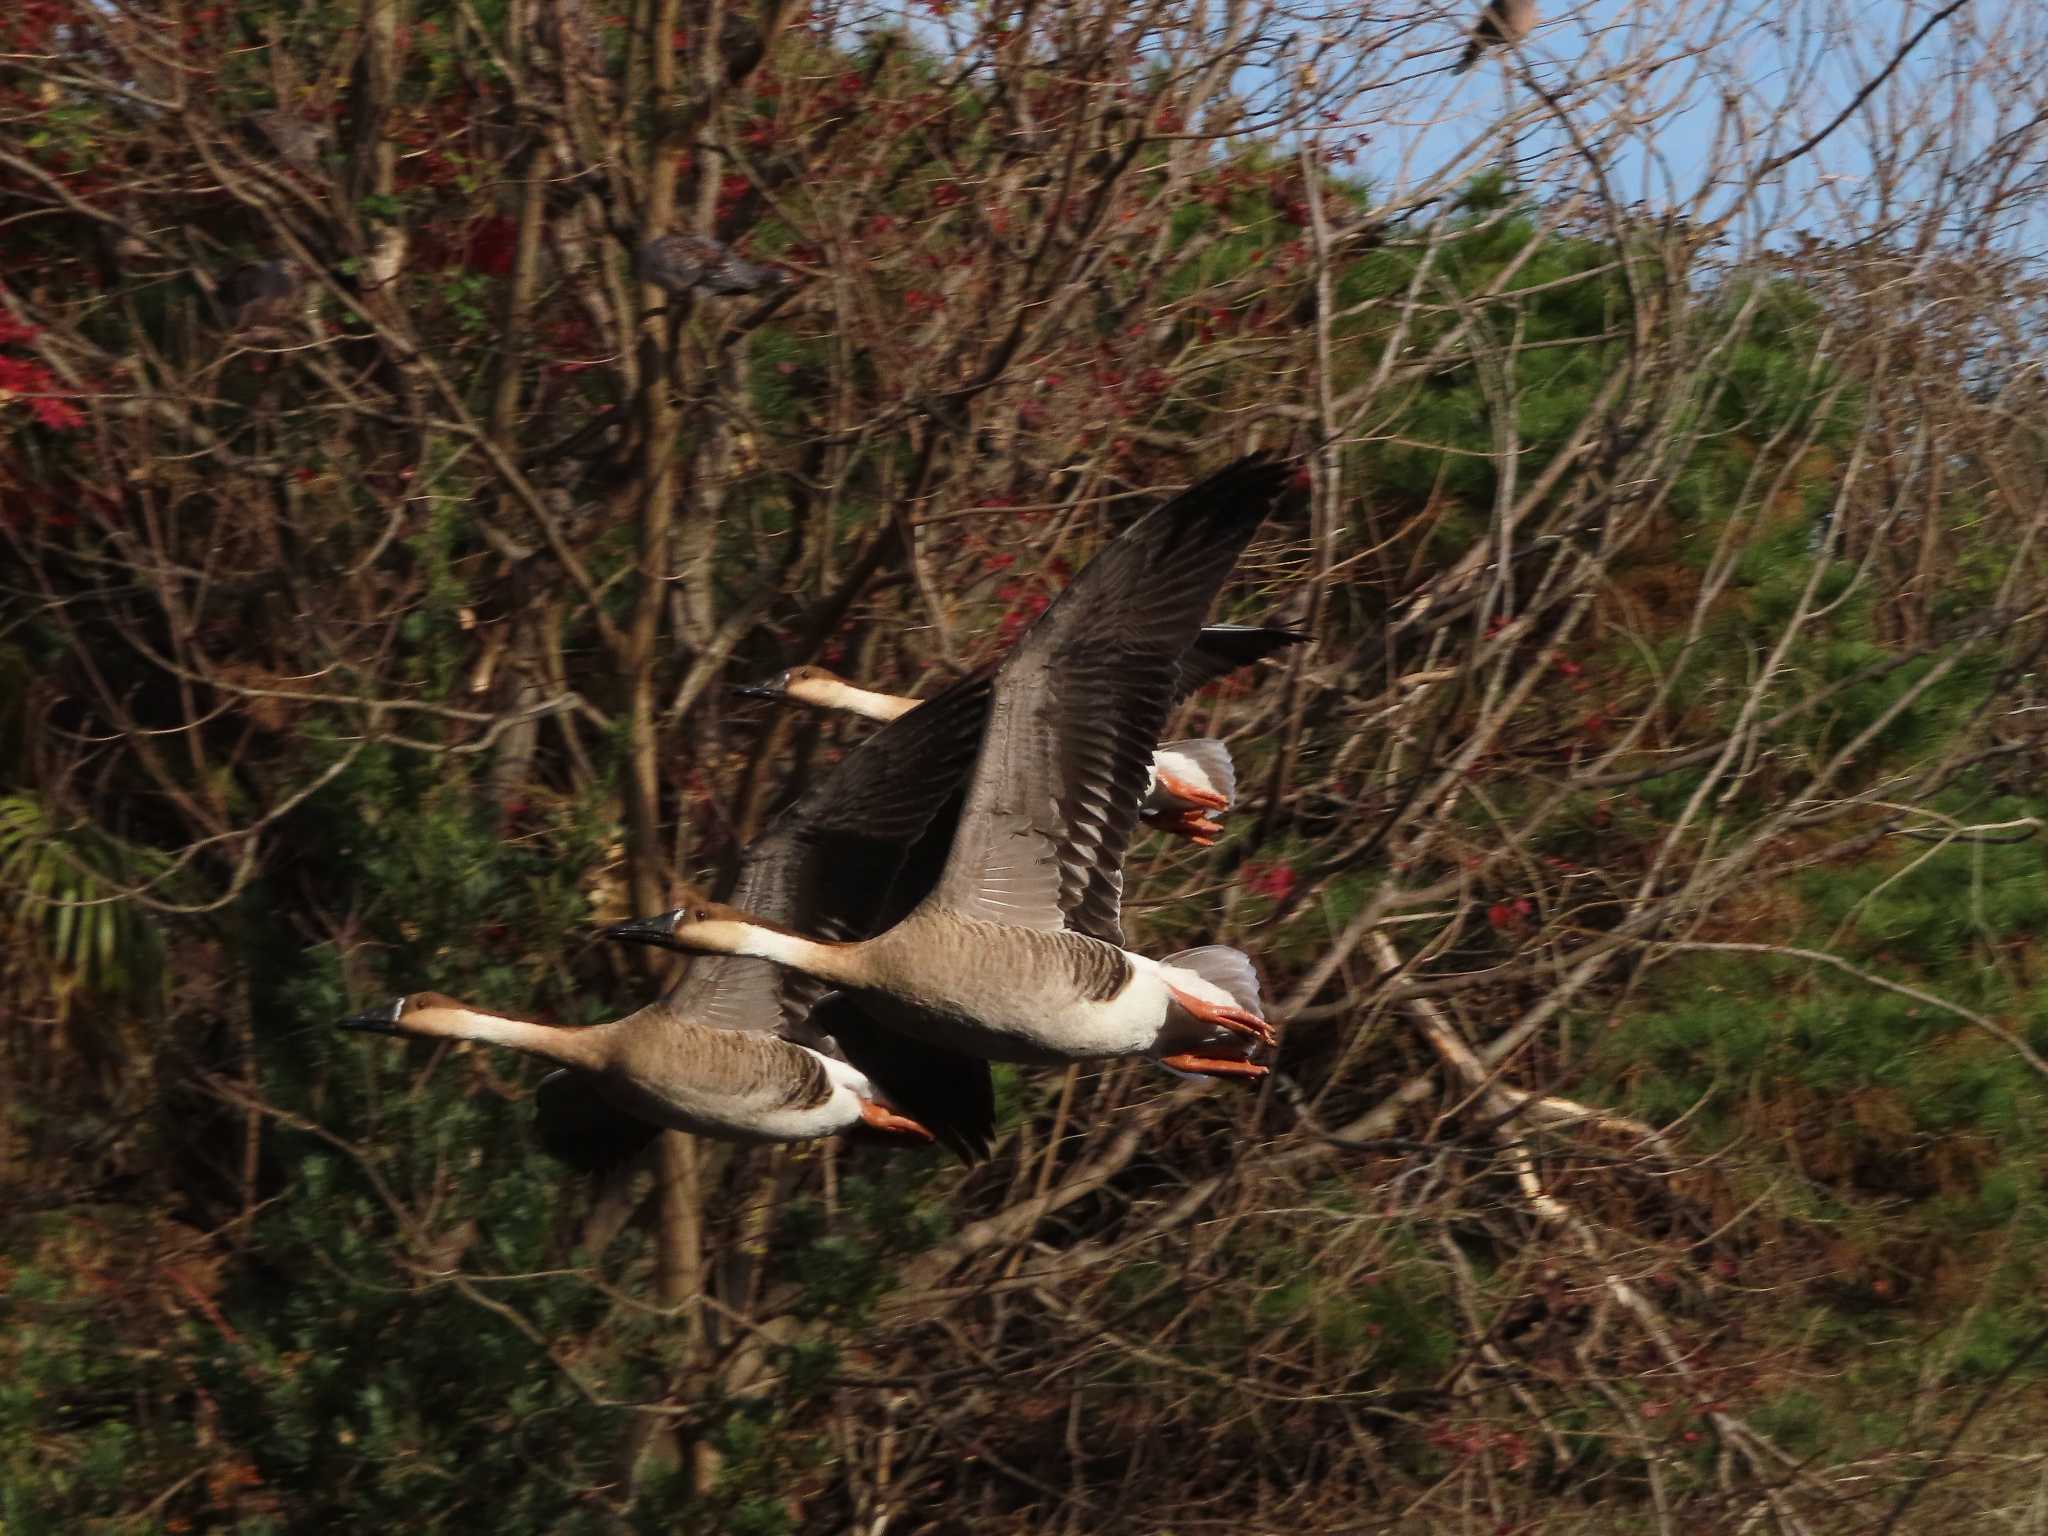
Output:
top-left (933, 456), bottom-right (1294, 943)
top-left (1174, 623), bottom-right (1311, 704)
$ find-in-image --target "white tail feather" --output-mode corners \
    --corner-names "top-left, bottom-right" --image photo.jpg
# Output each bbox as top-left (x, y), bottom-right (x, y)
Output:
top-left (1151, 738), bottom-right (1238, 809)
top-left (1160, 944), bottom-right (1263, 1015)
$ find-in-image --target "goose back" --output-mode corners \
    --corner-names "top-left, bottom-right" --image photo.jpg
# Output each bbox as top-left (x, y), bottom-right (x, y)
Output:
top-left (851, 913), bottom-right (1152, 1063)
top-left (527, 1001), bottom-right (853, 1152)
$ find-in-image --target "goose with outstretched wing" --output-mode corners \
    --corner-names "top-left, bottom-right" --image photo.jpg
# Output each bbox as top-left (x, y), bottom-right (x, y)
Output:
top-left (608, 455), bottom-right (1294, 1079)
top-left (338, 672), bottom-right (999, 1165)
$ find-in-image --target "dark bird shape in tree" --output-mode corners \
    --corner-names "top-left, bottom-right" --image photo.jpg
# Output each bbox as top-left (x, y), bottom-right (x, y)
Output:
top-left (1452, 0), bottom-right (1535, 73)
top-left (240, 112), bottom-right (332, 171)
top-left (637, 233), bottom-right (789, 297)
top-left (217, 258), bottom-right (304, 335)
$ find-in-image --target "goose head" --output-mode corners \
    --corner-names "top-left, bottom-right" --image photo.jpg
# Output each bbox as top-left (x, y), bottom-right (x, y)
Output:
top-left (605, 899), bottom-right (776, 957)
top-left (729, 663), bottom-right (828, 702)
top-left (729, 665), bottom-right (912, 720)
top-left (339, 990), bottom-right (477, 1035)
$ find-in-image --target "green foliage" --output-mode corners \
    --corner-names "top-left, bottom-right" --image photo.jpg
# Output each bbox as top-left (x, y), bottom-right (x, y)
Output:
top-left (1338, 197), bottom-right (1632, 522)
top-left (1663, 279), bottom-right (1858, 526)
top-left (0, 793), bottom-right (167, 1003)
top-left (1941, 1302), bottom-right (2048, 1382)
top-left (2, 1214), bottom-right (213, 1531)
top-left (1749, 1389), bottom-right (1828, 1459)
top-left (1800, 800), bottom-right (2048, 970)
top-left (1584, 770), bottom-right (2048, 1433)
top-left (1208, 1218), bottom-right (1456, 1386)
top-left (778, 1169), bottom-right (949, 1325)
top-left (193, 1183), bottom-right (624, 1531)
top-left (0, 745), bottom-right (659, 1531)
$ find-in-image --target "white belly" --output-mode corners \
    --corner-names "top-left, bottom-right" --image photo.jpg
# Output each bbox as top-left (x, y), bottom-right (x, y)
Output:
top-left (701, 1088), bottom-right (862, 1144)
top-left (1005, 966), bottom-right (1170, 1060)
top-left (871, 962), bottom-right (1172, 1065)
top-left (610, 1056), bottom-right (866, 1146)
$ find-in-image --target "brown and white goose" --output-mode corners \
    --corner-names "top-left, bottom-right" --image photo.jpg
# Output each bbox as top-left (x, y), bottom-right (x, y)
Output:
top-left (339, 990), bottom-right (935, 1161)
top-left (608, 455), bottom-right (1295, 1079)
top-left (339, 672), bottom-right (1002, 1164)
top-left (738, 624), bottom-right (1305, 847)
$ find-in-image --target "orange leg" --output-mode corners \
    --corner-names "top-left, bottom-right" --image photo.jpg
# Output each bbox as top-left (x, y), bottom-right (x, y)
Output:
top-left (1155, 769), bottom-right (1229, 811)
top-left (1159, 1053), bottom-right (1269, 1080)
top-left (1166, 984), bottom-right (1278, 1047)
top-left (858, 1100), bottom-right (934, 1142)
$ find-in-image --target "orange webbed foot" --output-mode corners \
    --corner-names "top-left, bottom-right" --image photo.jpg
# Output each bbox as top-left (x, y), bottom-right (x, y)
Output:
top-left (1166, 985), bottom-right (1278, 1048)
top-left (858, 1100), bottom-right (935, 1142)
top-left (1155, 770), bottom-right (1230, 811)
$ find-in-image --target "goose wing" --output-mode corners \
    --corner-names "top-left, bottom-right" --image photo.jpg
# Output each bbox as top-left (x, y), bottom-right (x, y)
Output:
top-left (930, 456), bottom-right (1294, 942)
top-left (1174, 623), bottom-right (1310, 703)
top-left (671, 669), bottom-right (998, 1039)
top-left (788, 728), bottom-right (1002, 1153)
top-left (533, 1069), bottom-right (662, 1175)
top-left (811, 991), bottom-right (994, 1162)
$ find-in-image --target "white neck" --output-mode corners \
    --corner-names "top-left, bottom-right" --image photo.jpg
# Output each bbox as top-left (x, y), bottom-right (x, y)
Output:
top-left (699, 919), bottom-right (867, 986)
top-left (403, 1004), bottom-right (610, 1071)
top-left (795, 677), bottom-right (917, 722)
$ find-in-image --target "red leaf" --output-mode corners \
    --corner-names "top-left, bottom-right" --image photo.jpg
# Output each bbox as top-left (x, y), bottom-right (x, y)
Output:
top-left (1488, 898), bottom-right (1532, 933)
top-left (1244, 861), bottom-right (1296, 901)
top-left (31, 397), bottom-right (84, 431)
top-left (463, 216), bottom-right (518, 276)
top-left (0, 354), bottom-right (53, 393)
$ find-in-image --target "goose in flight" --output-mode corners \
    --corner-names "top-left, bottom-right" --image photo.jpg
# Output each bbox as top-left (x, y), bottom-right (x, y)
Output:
top-left (608, 455), bottom-right (1296, 1079)
top-left (338, 672), bottom-right (1002, 1164)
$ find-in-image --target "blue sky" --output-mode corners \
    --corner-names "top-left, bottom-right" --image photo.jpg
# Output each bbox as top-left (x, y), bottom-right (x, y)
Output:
top-left (874, 0), bottom-right (2045, 262)
top-left (1345, 0), bottom-right (2045, 260)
